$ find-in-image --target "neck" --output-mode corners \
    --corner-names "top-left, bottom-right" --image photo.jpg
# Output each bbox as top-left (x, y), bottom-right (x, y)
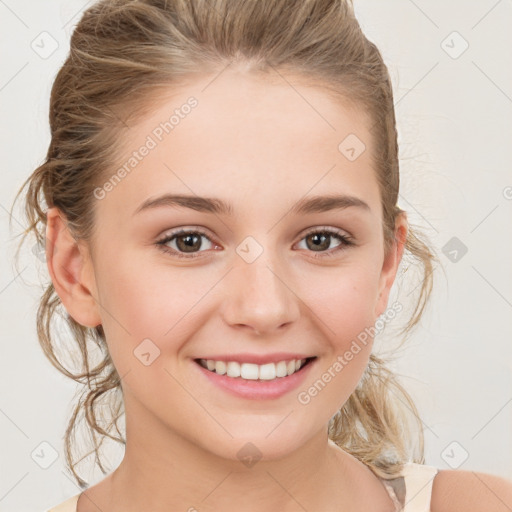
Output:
top-left (102, 402), bottom-right (363, 511)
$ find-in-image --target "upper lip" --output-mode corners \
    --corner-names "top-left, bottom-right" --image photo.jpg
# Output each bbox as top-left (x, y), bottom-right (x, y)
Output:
top-left (194, 353), bottom-right (316, 365)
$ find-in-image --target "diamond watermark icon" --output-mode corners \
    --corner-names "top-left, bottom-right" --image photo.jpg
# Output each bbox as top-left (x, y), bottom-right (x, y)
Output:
top-left (31, 441), bottom-right (59, 469)
top-left (338, 133), bottom-right (366, 162)
top-left (442, 236), bottom-right (468, 263)
top-left (441, 441), bottom-right (469, 469)
top-left (236, 236), bottom-right (264, 264)
top-left (441, 31), bottom-right (469, 59)
top-left (134, 338), bottom-right (161, 366)
top-left (30, 31), bottom-right (59, 59)
top-left (237, 442), bottom-right (263, 468)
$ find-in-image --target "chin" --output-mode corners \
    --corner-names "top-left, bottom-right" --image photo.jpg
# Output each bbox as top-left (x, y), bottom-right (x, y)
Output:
top-left (202, 425), bottom-right (316, 466)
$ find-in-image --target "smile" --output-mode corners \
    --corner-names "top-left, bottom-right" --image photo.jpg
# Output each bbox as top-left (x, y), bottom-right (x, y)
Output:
top-left (196, 357), bottom-right (315, 381)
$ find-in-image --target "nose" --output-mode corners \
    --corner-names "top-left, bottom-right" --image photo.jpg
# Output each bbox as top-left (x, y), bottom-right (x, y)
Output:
top-left (219, 253), bottom-right (300, 336)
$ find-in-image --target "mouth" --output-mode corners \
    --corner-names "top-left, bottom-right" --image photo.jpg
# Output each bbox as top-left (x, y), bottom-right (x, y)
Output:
top-left (193, 355), bottom-right (318, 400)
top-left (194, 356), bottom-right (317, 381)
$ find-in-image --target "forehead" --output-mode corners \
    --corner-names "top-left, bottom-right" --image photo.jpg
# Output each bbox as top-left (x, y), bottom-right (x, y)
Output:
top-left (95, 69), bottom-right (380, 223)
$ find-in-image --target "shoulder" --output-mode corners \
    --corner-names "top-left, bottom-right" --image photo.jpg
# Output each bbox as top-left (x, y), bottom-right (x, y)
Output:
top-left (46, 491), bottom-right (80, 512)
top-left (431, 467), bottom-right (512, 512)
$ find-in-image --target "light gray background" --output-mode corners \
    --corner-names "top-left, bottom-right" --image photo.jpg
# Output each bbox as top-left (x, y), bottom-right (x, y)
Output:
top-left (1, 0), bottom-right (511, 510)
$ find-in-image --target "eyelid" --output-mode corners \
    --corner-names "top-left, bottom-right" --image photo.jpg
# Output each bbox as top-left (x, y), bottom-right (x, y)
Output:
top-left (155, 225), bottom-right (355, 259)
top-left (300, 225), bottom-right (352, 239)
top-left (157, 225), bottom-right (216, 241)
top-left (157, 225), bottom-right (352, 243)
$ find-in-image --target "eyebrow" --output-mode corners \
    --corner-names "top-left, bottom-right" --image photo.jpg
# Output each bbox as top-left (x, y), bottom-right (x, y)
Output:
top-left (133, 193), bottom-right (371, 217)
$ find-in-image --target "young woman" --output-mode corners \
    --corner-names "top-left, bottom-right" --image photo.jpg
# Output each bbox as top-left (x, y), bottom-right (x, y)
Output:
top-left (12, 0), bottom-right (512, 510)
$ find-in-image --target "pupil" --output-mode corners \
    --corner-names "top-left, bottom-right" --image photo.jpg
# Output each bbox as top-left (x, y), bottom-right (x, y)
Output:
top-left (178, 234), bottom-right (200, 252)
top-left (310, 233), bottom-right (328, 250)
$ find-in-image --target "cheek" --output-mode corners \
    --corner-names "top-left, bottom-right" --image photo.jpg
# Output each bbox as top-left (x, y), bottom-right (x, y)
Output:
top-left (95, 255), bottom-right (217, 368)
top-left (93, 257), bottom-right (165, 366)
top-left (304, 262), bottom-right (380, 344)
top-left (296, 266), bottom-right (378, 408)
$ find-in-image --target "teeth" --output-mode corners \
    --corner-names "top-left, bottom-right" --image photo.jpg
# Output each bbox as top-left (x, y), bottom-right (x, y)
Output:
top-left (275, 361), bottom-right (287, 378)
top-left (226, 361), bottom-right (240, 378)
top-left (198, 358), bottom-right (310, 380)
top-left (259, 363), bottom-right (276, 380)
top-left (215, 361), bottom-right (226, 375)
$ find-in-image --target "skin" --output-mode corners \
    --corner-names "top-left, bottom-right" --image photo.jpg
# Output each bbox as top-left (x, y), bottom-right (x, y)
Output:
top-left (46, 68), bottom-right (409, 511)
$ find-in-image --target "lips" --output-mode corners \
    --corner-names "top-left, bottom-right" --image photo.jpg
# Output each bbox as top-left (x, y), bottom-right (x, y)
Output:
top-left (193, 355), bottom-right (317, 400)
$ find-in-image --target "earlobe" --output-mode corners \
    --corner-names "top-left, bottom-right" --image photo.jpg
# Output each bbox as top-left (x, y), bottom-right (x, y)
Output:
top-left (45, 207), bottom-right (102, 327)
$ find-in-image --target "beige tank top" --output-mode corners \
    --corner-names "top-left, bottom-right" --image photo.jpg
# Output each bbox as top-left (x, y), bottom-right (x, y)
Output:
top-left (46, 462), bottom-right (438, 512)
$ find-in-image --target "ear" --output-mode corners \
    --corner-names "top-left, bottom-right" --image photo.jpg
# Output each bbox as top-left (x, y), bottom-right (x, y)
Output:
top-left (45, 207), bottom-right (102, 327)
top-left (374, 212), bottom-right (408, 318)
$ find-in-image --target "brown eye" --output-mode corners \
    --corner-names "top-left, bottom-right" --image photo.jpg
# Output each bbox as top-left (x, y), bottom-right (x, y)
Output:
top-left (305, 232), bottom-right (332, 251)
top-left (296, 228), bottom-right (355, 258)
top-left (175, 233), bottom-right (203, 253)
top-left (156, 229), bottom-right (215, 259)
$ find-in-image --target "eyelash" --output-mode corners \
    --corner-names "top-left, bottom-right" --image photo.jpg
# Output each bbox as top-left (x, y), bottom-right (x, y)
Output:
top-left (155, 227), bottom-right (355, 260)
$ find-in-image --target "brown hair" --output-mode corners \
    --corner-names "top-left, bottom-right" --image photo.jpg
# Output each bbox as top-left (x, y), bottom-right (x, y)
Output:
top-left (11, 0), bottom-right (440, 488)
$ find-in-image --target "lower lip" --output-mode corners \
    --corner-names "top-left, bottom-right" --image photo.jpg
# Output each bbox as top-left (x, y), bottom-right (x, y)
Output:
top-left (193, 358), bottom-right (316, 400)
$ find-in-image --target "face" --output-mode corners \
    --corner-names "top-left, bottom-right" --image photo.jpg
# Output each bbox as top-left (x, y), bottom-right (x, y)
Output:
top-left (47, 69), bottom-right (406, 463)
